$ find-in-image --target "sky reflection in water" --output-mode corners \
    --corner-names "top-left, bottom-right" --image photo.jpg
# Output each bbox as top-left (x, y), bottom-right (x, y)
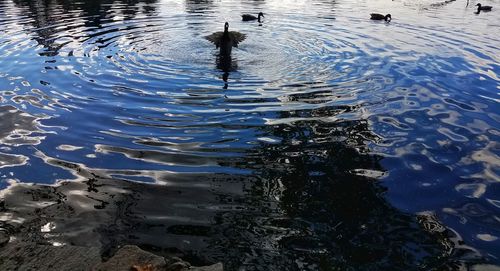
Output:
top-left (0, 0), bottom-right (499, 269)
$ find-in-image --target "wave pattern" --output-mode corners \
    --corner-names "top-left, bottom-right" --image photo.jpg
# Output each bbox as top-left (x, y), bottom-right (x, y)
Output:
top-left (0, 0), bottom-right (499, 269)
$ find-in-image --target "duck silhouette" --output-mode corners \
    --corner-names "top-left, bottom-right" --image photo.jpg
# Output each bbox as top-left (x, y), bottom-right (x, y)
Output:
top-left (370, 13), bottom-right (392, 22)
top-left (205, 22), bottom-right (246, 56)
top-left (476, 3), bottom-right (493, 11)
top-left (242, 12), bottom-right (264, 22)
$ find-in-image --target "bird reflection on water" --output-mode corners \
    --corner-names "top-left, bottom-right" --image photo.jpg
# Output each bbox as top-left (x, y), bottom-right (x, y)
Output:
top-left (216, 54), bottom-right (237, 89)
top-left (206, 22), bottom-right (245, 89)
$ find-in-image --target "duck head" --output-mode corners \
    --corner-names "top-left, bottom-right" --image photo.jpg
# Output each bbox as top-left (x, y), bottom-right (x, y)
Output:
top-left (476, 3), bottom-right (484, 12)
top-left (258, 12), bottom-right (264, 23)
top-left (385, 14), bottom-right (392, 22)
top-left (224, 22), bottom-right (229, 32)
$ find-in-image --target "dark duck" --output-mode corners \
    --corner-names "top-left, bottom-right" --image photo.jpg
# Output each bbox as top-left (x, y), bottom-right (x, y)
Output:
top-left (205, 22), bottom-right (246, 56)
top-left (370, 13), bottom-right (392, 22)
top-left (242, 12), bottom-right (264, 22)
top-left (476, 3), bottom-right (493, 12)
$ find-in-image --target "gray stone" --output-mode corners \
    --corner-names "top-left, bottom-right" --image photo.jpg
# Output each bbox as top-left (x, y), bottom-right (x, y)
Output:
top-left (0, 231), bottom-right (9, 247)
top-left (95, 245), bottom-right (167, 271)
top-left (0, 241), bottom-right (101, 271)
top-left (0, 242), bottom-right (222, 271)
top-left (191, 262), bottom-right (224, 271)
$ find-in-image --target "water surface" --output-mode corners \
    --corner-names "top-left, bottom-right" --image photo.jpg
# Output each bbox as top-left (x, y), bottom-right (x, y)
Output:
top-left (0, 0), bottom-right (499, 269)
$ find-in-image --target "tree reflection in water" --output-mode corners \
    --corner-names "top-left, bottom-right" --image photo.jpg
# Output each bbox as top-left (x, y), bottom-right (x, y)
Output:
top-left (209, 90), bottom-right (478, 270)
top-left (8, 0), bottom-right (158, 56)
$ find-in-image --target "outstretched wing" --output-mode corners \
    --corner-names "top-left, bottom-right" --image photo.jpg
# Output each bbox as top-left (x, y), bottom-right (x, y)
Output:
top-left (205, 32), bottom-right (223, 48)
top-left (229, 31), bottom-right (246, 47)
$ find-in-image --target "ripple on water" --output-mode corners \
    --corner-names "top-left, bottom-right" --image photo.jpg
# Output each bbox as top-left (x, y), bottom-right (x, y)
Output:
top-left (0, 0), bottom-right (499, 269)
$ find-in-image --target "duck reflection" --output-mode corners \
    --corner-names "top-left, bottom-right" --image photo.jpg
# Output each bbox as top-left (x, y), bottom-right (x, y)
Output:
top-left (216, 53), bottom-right (237, 89)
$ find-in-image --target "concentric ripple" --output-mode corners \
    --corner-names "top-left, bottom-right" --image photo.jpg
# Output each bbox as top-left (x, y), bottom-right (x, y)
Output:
top-left (0, 0), bottom-right (499, 269)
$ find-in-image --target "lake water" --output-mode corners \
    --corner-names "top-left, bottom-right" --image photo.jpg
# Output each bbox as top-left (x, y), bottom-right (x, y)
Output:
top-left (0, 0), bottom-right (499, 269)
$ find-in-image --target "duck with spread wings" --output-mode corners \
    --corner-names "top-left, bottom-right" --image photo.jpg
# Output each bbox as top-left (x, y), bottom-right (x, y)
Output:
top-left (205, 22), bottom-right (246, 56)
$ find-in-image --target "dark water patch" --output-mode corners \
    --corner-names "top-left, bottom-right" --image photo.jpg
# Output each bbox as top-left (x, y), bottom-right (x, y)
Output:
top-left (0, 0), bottom-right (499, 269)
top-left (443, 98), bottom-right (477, 111)
top-left (0, 162), bottom-right (481, 269)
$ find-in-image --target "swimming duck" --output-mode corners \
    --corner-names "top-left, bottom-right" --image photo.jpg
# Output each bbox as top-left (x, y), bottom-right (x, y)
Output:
top-left (205, 22), bottom-right (246, 56)
top-left (370, 13), bottom-right (392, 22)
top-left (476, 3), bottom-right (492, 11)
top-left (242, 12), bottom-right (264, 22)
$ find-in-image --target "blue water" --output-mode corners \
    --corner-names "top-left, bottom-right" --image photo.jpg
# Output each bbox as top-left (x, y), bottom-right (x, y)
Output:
top-left (0, 0), bottom-right (499, 269)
